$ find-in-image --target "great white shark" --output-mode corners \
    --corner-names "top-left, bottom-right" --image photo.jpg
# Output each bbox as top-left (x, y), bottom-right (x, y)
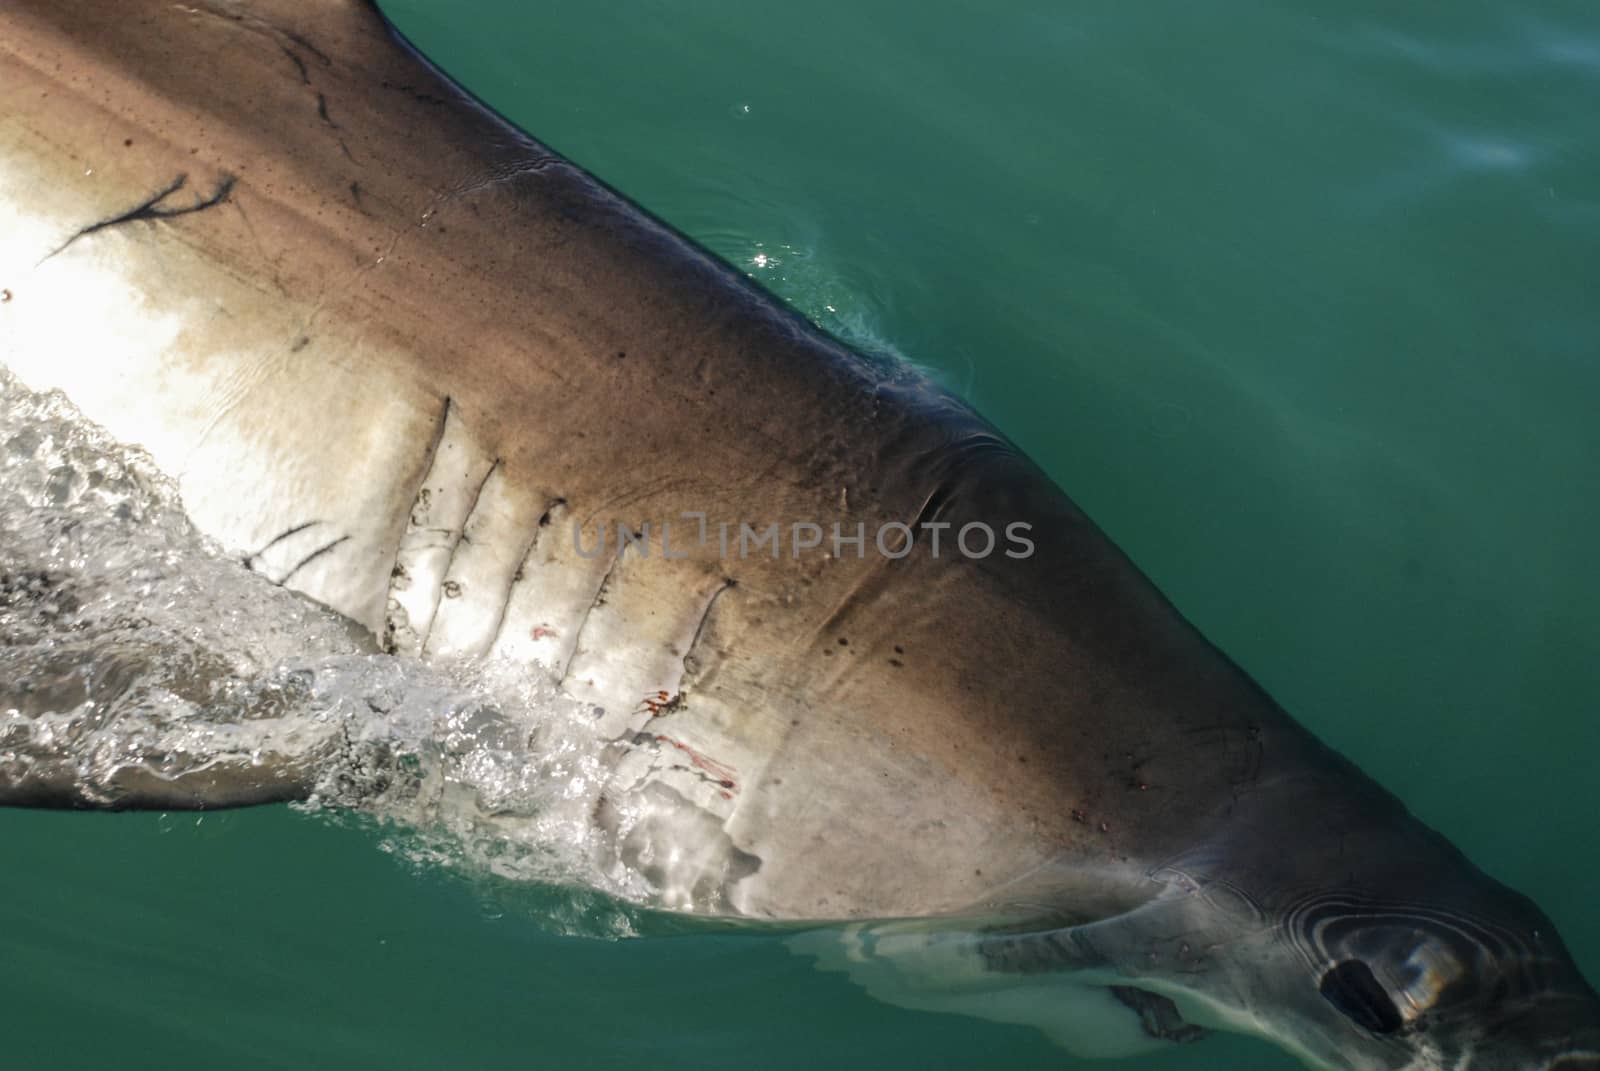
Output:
top-left (0, 1), bottom-right (1595, 1067)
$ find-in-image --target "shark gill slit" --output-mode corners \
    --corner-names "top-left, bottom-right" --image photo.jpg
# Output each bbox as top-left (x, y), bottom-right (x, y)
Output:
top-left (553, 541), bottom-right (629, 689)
top-left (382, 393), bottom-right (453, 652)
top-left (679, 577), bottom-right (737, 685)
top-left (414, 455), bottom-right (500, 651)
top-left (482, 495), bottom-right (567, 656)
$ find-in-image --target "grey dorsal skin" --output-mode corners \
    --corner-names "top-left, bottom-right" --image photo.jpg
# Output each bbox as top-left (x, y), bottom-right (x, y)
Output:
top-left (0, 2), bottom-right (1596, 1069)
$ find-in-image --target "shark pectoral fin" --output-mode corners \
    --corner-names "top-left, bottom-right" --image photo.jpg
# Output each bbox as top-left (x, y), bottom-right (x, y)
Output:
top-left (0, 702), bottom-right (368, 809)
top-left (0, 742), bottom-right (320, 809)
top-left (0, 639), bottom-right (371, 811)
top-left (0, 518), bottom-right (389, 811)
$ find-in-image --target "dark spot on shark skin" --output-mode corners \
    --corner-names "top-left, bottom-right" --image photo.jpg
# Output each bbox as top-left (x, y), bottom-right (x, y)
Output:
top-left (291, 335), bottom-right (310, 352)
top-left (0, 289), bottom-right (11, 303)
top-left (122, 137), bottom-right (133, 147)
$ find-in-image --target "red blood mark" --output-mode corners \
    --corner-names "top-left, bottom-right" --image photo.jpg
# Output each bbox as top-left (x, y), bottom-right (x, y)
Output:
top-left (636, 690), bottom-right (676, 717)
top-left (530, 625), bottom-right (557, 640)
top-left (655, 734), bottom-right (738, 791)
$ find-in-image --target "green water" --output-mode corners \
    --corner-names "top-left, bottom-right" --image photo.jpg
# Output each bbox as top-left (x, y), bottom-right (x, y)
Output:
top-left (4, 1), bottom-right (1597, 1067)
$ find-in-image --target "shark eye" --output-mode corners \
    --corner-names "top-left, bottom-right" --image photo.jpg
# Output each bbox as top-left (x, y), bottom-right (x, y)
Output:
top-left (1320, 960), bottom-right (1405, 1034)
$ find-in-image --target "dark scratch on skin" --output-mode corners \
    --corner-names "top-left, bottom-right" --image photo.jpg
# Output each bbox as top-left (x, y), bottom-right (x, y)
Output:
top-left (576, 475), bottom-right (700, 529)
top-left (281, 30), bottom-right (331, 69)
top-left (277, 43), bottom-right (310, 84)
top-left (42, 173), bottom-right (236, 262)
top-left (380, 80), bottom-right (451, 108)
top-left (243, 520), bottom-right (321, 572)
top-left (230, 198), bottom-right (289, 297)
top-left (188, 7), bottom-right (357, 164)
top-left (277, 535), bottom-right (350, 587)
top-left (312, 92), bottom-right (358, 162)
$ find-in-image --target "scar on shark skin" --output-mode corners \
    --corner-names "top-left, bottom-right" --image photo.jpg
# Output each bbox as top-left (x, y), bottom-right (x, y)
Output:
top-left (43, 172), bottom-right (238, 262)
